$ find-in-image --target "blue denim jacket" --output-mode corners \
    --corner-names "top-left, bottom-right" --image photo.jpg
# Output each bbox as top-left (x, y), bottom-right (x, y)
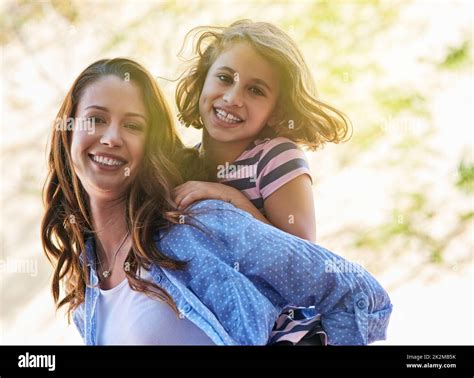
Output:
top-left (73, 200), bottom-right (392, 345)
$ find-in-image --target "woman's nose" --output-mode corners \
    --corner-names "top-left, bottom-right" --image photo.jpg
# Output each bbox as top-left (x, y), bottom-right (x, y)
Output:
top-left (100, 122), bottom-right (123, 147)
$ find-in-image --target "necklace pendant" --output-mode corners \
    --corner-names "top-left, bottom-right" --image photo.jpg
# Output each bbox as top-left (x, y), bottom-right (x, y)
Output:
top-left (102, 270), bottom-right (110, 278)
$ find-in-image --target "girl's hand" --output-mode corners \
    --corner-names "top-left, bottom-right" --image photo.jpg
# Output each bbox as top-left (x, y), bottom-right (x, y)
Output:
top-left (173, 181), bottom-right (270, 224)
top-left (173, 181), bottom-right (245, 210)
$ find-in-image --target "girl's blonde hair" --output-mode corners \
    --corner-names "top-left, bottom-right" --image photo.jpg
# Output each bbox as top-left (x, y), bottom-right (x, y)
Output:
top-left (176, 19), bottom-right (352, 151)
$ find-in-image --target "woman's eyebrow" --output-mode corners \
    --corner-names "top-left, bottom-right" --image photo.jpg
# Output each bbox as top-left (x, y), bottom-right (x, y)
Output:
top-left (85, 105), bottom-right (108, 112)
top-left (84, 105), bottom-right (147, 121)
top-left (217, 66), bottom-right (272, 92)
top-left (124, 112), bottom-right (147, 122)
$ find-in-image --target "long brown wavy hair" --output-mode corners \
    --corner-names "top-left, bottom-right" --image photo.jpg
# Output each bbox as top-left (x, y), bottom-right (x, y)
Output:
top-left (176, 19), bottom-right (352, 151)
top-left (41, 58), bottom-right (202, 320)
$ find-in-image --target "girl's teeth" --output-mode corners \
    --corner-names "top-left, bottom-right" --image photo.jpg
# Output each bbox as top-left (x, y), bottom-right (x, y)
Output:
top-left (215, 108), bottom-right (242, 123)
top-left (92, 155), bottom-right (124, 166)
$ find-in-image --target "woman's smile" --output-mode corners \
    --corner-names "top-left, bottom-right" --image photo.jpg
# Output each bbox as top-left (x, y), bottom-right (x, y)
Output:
top-left (88, 152), bottom-right (128, 171)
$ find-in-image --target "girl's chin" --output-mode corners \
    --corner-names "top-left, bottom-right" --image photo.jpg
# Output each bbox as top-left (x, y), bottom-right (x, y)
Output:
top-left (206, 130), bottom-right (245, 144)
top-left (205, 123), bottom-right (240, 142)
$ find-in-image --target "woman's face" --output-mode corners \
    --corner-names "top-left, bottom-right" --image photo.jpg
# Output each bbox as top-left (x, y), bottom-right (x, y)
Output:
top-left (70, 75), bottom-right (148, 200)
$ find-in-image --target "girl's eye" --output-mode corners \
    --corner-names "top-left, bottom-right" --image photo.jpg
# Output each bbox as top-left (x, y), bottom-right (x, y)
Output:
top-left (250, 86), bottom-right (265, 96)
top-left (217, 74), bottom-right (232, 84)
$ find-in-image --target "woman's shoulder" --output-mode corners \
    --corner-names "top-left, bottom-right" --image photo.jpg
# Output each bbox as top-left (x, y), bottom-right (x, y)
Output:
top-left (162, 199), bottom-right (244, 236)
top-left (187, 199), bottom-right (252, 219)
top-left (161, 200), bottom-right (256, 251)
top-left (174, 200), bottom-right (254, 234)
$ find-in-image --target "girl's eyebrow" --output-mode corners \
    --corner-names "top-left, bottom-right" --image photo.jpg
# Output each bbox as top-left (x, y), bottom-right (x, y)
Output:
top-left (252, 78), bottom-right (272, 92)
top-left (84, 105), bottom-right (147, 121)
top-left (217, 66), bottom-right (272, 92)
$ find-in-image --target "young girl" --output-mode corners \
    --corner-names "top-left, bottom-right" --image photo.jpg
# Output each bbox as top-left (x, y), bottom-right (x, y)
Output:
top-left (41, 58), bottom-right (391, 346)
top-left (174, 19), bottom-right (351, 243)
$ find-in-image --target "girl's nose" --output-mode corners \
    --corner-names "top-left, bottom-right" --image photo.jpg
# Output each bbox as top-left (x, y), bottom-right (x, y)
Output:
top-left (223, 85), bottom-right (244, 107)
top-left (100, 122), bottom-right (123, 147)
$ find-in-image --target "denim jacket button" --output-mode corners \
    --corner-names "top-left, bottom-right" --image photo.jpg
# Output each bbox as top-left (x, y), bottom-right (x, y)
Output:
top-left (183, 304), bottom-right (192, 313)
top-left (155, 274), bottom-right (162, 283)
top-left (356, 298), bottom-right (367, 309)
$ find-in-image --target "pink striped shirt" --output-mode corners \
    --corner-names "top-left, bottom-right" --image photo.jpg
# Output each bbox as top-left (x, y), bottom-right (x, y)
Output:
top-left (215, 137), bottom-right (312, 214)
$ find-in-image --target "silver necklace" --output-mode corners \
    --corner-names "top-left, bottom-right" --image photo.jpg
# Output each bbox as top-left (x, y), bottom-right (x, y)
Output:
top-left (97, 232), bottom-right (129, 279)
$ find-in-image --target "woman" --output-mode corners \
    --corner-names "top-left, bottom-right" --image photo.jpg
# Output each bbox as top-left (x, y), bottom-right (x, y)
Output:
top-left (41, 58), bottom-right (392, 345)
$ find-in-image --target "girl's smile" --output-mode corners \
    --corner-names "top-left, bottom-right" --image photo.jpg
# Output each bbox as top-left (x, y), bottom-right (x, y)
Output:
top-left (211, 105), bottom-right (245, 128)
top-left (213, 106), bottom-right (244, 123)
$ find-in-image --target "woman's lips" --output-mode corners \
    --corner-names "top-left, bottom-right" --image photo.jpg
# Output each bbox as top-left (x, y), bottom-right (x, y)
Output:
top-left (88, 153), bottom-right (127, 171)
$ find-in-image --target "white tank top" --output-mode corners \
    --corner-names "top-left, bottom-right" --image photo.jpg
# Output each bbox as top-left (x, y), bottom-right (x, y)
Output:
top-left (96, 270), bottom-right (215, 345)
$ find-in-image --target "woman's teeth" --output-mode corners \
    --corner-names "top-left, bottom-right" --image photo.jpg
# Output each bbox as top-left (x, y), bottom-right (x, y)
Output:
top-left (91, 155), bottom-right (125, 166)
top-left (215, 108), bottom-right (243, 124)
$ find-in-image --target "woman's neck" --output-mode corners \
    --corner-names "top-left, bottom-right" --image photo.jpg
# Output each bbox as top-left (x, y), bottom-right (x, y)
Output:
top-left (202, 130), bottom-right (252, 168)
top-left (88, 195), bottom-right (129, 262)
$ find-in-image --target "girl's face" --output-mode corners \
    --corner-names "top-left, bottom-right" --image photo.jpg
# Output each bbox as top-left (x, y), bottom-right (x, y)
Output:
top-left (70, 75), bottom-right (148, 199)
top-left (199, 42), bottom-right (280, 145)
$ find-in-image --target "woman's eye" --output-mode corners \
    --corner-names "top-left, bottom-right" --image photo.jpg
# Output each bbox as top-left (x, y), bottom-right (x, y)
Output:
top-left (217, 74), bottom-right (232, 83)
top-left (125, 123), bottom-right (144, 131)
top-left (88, 116), bottom-right (105, 124)
top-left (250, 87), bottom-right (265, 96)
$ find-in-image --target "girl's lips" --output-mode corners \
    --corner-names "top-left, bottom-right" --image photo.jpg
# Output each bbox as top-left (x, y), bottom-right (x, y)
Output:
top-left (210, 107), bottom-right (243, 129)
top-left (214, 106), bottom-right (244, 122)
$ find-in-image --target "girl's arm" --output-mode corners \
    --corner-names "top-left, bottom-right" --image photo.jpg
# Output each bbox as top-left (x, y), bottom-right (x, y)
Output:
top-left (254, 138), bottom-right (317, 242)
top-left (263, 174), bottom-right (316, 242)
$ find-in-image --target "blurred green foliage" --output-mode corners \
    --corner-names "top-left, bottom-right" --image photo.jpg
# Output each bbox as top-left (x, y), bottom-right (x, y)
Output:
top-left (50, 0), bottom-right (78, 23)
top-left (456, 160), bottom-right (474, 194)
top-left (375, 89), bottom-right (429, 118)
top-left (439, 40), bottom-right (472, 70)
